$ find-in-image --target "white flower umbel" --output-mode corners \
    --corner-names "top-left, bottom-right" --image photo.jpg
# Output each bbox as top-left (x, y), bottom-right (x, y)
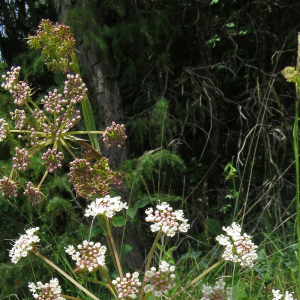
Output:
top-left (145, 202), bottom-right (190, 237)
top-left (144, 260), bottom-right (176, 298)
top-left (85, 195), bottom-right (128, 218)
top-left (272, 289), bottom-right (294, 300)
top-left (65, 240), bottom-right (107, 273)
top-left (112, 272), bottom-right (142, 300)
top-left (216, 222), bottom-right (258, 268)
top-left (9, 227), bottom-right (40, 264)
top-left (200, 278), bottom-right (232, 300)
top-left (28, 278), bottom-right (66, 300)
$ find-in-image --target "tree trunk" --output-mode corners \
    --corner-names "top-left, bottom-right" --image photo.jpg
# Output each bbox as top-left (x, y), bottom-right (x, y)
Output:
top-left (54, 0), bottom-right (147, 271)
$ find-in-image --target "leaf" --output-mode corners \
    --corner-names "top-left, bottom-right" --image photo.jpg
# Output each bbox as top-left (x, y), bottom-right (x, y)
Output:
top-left (207, 219), bottom-right (222, 235)
top-left (81, 96), bottom-right (101, 151)
top-left (226, 22), bottom-right (235, 28)
top-left (156, 242), bottom-right (166, 251)
top-left (210, 0), bottom-right (219, 4)
top-left (129, 218), bottom-right (141, 226)
top-left (84, 226), bottom-right (102, 239)
top-left (54, 73), bottom-right (65, 85)
top-left (135, 196), bottom-right (153, 208)
top-left (121, 244), bottom-right (132, 260)
top-left (112, 216), bottom-right (126, 227)
top-left (127, 207), bottom-right (138, 219)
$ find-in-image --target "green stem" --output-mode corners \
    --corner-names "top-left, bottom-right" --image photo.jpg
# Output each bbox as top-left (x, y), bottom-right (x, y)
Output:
top-left (37, 170), bottom-right (48, 190)
top-left (168, 259), bottom-right (225, 300)
top-left (105, 218), bottom-right (124, 280)
top-left (63, 130), bottom-right (104, 135)
top-left (32, 250), bottom-right (101, 300)
top-left (295, 32), bottom-right (300, 300)
top-left (98, 265), bottom-right (118, 297)
top-left (9, 130), bottom-right (46, 137)
top-left (139, 231), bottom-right (162, 300)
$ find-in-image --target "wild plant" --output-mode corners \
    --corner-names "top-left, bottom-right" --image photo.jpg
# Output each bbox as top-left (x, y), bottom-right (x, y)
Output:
top-left (0, 19), bottom-right (295, 300)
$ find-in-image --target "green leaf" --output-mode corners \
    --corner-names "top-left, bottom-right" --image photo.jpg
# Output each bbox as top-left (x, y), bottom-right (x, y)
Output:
top-left (207, 219), bottom-right (222, 235)
top-left (210, 0), bottom-right (219, 4)
top-left (121, 244), bottom-right (132, 261)
top-left (129, 218), bottom-right (141, 226)
top-left (112, 216), bottom-right (126, 227)
top-left (157, 242), bottom-right (166, 251)
top-left (54, 73), bottom-right (65, 85)
top-left (226, 22), bottom-right (235, 28)
top-left (127, 207), bottom-right (138, 219)
top-left (135, 196), bottom-right (153, 208)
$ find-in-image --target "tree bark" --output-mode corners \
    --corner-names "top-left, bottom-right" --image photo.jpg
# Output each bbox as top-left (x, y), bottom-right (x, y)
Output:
top-left (54, 0), bottom-right (146, 271)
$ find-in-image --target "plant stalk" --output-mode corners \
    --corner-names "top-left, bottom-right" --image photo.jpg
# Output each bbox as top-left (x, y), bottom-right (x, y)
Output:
top-left (139, 231), bottom-right (162, 300)
top-left (32, 250), bottom-right (101, 300)
top-left (295, 31), bottom-right (300, 300)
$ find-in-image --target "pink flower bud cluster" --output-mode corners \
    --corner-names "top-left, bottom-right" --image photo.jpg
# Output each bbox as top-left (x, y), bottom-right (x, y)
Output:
top-left (103, 122), bottom-right (127, 148)
top-left (272, 289), bottom-right (294, 300)
top-left (145, 202), bottom-right (190, 237)
top-left (64, 74), bottom-right (88, 104)
top-left (112, 272), bottom-right (142, 300)
top-left (1, 66), bottom-right (21, 90)
top-left (28, 19), bottom-right (76, 73)
top-left (41, 89), bottom-right (67, 114)
top-left (28, 278), bottom-right (66, 300)
top-left (9, 227), bottom-right (40, 264)
top-left (24, 182), bottom-right (41, 206)
top-left (68, 155), bottom-right (122, 199)
top-left (85, 195), bottom-right (128, 219)
top-left (11, 109), bottom-right (26, 130)
top-left (144, 261), bottom-right (176, 298)
top-left (0, 176), bottom-right (18, 198)
top-left (65, 240), bottom-right (107, 273)
top-left (13, 147), bottom-right (30, 171)
top-left (0, 118), bottom-right (9, 142)
top-left (216, 222), bottom-right (258, 268)
top-left (41, 149), bottom-right (63, 173)
top-left (11, 81), bottom-right (30, 105)
top-left (201, 279), bottom-right (232, 300)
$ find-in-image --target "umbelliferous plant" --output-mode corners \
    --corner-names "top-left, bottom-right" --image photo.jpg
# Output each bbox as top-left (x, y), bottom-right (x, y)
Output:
top-left (2, 19), bottom-right (266, 300)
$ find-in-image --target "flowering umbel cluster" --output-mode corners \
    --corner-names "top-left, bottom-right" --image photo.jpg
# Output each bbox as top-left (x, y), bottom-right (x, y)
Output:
top-left (9, 227), bottom-right (40, 264)
top-left (28, 19), bottom-right (76, 73)
top-left (85, 195), bottom-right (128, 218)
top-left (13, 147), bottom-right (30, 171)
top-left (65, 240), bottom-right (107, 273)
top-left (112, 272), bottom-right (142, 300)
top-left (200, 279), bottom-right (232, 300)
top-left (41, 149), bottom-right (63, 173)
top-left (0, 176), bottom-right (18, 198)
top-left (24, 182), bottom-right (42, 206)
top-left (144, 261), bottom-right (176, 298)
top-left (28, 278), bottom-right (66, 300)
top-left (272, 289), bottom-right (294, 300)
top-left (68, 154), bottom-right (123, 199)
top-left (145, 202), bottom-right (190, 237)
top-left (216, 222), bottom-right (258, 268)
top-left (103, 122), bottom-right (127, 148)
top-left (0, 118), bottom-right (9, 142)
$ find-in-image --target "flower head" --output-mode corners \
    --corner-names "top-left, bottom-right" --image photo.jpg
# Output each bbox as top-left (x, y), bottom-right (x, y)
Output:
top-left (103, 122), bottom-right (127, 148)
top-left (24, 182), bottom-right (41, 206)
top-left (65, 240), bottom-right (107, 273)
top-left (272, 289), bottom-right (294, 300)
top-left (42, 149), bottom-right (63, 173)
top-left (112, 272), bottom-right (141, 300)
top-left (13, 147), bottom-right (30, 171)
top-left (200, 278), bottom-right (232, 300)
top-left (9, 227), bottom-right (40, 264)
top-left (144, 261), bottom-right (176, 298)
top-left (0, 118), bottom-right (9, 142)
top-left (28, 19), bottom-right (76, 73)
top-left (0, 176), bottom-right (18, 198)
top-left (28, 278), bottom-right (66, 300)
top-left (145, 202), bottom-right (190, 237)
top-left (85, 195), bottom-right (128, 218)
top-left (216, 222), bottom-right (258, 268)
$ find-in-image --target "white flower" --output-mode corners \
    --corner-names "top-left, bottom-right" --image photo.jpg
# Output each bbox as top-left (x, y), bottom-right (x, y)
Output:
top-left (272, 289), bottom-right (283, 300)
top-left (144, 284), bottom-right (154, 293)
top-left (145, 202), bottom-right (190, 237)
top-left (202, 284), bottom-right (213, 294)
top-left (85, 195), bottom-right (128, 218)
top-left (28, 279), bottom-right (65, 300)
top-left (285, 291), bottom-right (294, 300)
top-left (216, 222), bottom-right (258, 268)
top-left (9, 227), bottom-right (40, 264)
